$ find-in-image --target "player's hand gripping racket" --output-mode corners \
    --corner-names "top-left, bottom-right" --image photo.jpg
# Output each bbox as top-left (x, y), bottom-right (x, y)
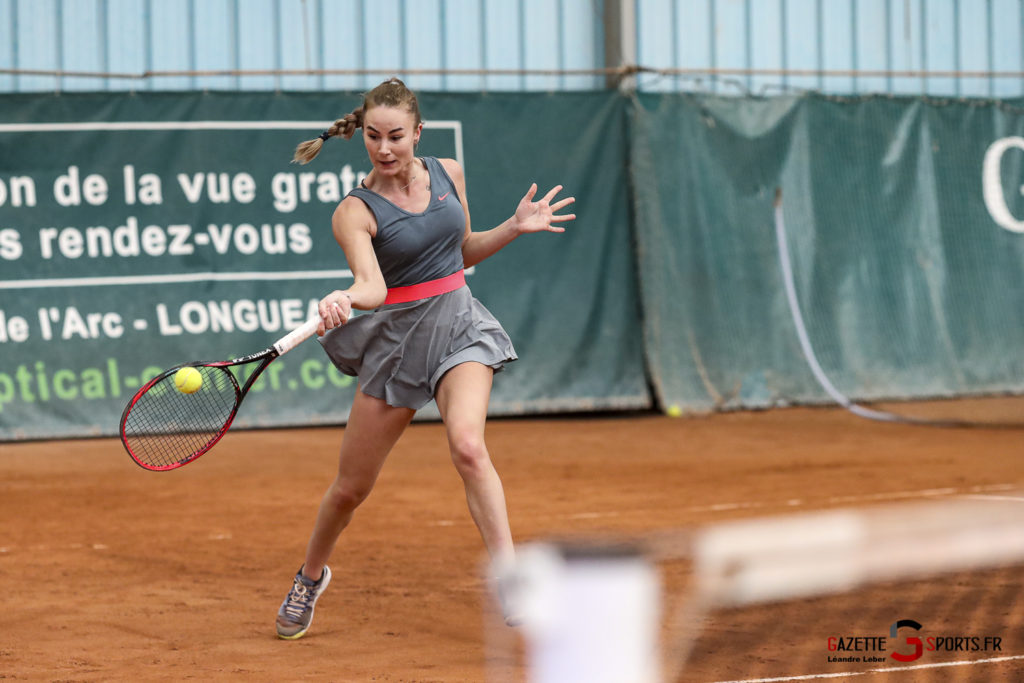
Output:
top-left (120, 318), bottom-right (320, 471)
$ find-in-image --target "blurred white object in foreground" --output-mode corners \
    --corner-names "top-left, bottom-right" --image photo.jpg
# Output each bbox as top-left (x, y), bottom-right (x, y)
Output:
top-left (493, 542), bottom-right (661, 683)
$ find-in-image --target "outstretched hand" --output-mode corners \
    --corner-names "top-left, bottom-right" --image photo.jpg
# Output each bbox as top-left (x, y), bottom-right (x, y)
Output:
top-left (513, 184), bottom-right (576, 235)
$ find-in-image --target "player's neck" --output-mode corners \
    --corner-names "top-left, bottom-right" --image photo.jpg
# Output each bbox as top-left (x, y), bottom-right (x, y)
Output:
top-left (367, 158), bottom-right (424, 196)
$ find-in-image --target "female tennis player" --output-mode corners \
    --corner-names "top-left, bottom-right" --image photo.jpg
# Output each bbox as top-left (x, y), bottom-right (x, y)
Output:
top-left (275, 78), bottom-right (575, 639)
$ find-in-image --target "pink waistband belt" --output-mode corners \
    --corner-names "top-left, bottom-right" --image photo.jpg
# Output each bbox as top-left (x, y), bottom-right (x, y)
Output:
top-left (384, 269), bottom-right (466, 305)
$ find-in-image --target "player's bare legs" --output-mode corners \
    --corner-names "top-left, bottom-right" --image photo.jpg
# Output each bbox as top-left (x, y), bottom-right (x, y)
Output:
top-left (302, 388), bottom-right (416, 580)
top-left (277, 387), bottom-right (414, 639)
top-left (434, 362), bottom-right (515, 565)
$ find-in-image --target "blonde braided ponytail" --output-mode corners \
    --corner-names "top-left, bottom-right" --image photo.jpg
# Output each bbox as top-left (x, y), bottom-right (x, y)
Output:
top-left (291, 107), bottom-right (364, 165)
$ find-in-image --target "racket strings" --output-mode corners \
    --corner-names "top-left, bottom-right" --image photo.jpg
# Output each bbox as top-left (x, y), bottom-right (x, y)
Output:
top-left (122, 366), bottom-right (239, 469)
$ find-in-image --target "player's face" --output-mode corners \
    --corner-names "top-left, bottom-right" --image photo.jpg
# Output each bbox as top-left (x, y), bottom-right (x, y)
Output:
top-left (362, 106), bottom-right (422, 175)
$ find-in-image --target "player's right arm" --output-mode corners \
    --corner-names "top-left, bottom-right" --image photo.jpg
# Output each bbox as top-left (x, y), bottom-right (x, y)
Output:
top-left (317, 196), bottom-right (387, 334)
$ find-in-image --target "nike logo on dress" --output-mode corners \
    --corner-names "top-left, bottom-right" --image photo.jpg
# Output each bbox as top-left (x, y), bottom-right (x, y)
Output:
top-left (438, 192), bottom-right (450, 201)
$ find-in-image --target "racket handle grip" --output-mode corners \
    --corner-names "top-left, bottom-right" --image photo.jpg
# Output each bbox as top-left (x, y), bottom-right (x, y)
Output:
top-left (273, 317), bottom-right (320, 356)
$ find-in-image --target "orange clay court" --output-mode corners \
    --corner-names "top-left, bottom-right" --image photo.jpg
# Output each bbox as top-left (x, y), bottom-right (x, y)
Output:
top-left (1, 400), bottom-right (1022, 681)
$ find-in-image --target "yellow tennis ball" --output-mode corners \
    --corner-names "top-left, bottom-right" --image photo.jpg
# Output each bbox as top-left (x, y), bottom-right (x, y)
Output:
top-left (174, 367), bottom-right (203, 394)
top-left (666, 404), bottom-right (682, 418)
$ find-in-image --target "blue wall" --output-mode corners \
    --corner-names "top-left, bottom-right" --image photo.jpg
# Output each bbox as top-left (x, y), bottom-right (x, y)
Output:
top-left (637, 0), bottom-right (1024, 97)
top-left (0, 0), bottom-right (605, 92)
top-left (0, 0), bottom-right (1021, 96)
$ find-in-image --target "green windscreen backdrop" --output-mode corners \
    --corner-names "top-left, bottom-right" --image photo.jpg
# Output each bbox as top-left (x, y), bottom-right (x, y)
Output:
top-left (631, 93), bottom-right (1024, 413)
top-left (0, 91), bottom-right (648, 440)
top-left (3, 90), bottom-right (1024, 440)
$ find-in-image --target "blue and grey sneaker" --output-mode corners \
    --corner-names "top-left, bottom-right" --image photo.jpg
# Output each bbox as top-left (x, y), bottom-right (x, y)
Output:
top-left (276, 565), bottom-right (332, 640)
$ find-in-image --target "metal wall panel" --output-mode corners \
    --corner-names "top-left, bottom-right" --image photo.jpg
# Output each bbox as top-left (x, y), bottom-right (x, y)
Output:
top-left (191, 0), bottom-right (235, 91)
top-left (0, 0), bottom-right (603, 92)
top-left (12, 0), bottom-right (59, 92)
top-left (106, 0), bottom-right (147, 88)
top-left (0, 0), bottom-right (1021, 95)
top-left (0, 0), bottom-right (12, 92)
top-left (635, 0), bottom-right (1024, 97)
top-left (60, 0), bottom-right (105, 91)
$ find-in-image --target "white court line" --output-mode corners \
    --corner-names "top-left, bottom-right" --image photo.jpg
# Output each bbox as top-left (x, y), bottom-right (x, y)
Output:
top-left (0, 542), bottom-right (107, 553)
top-left (567, 512), bottom-right (620, 520)
top-left (959, 494), bottom-right (1024, 503)
top-left (970, 483), bottom-right (1018, 492)
top-left (711, 654), bottom-right (1024, 683)
top-left (676, 484), bottom-right (1015, 518)
top-left (686, 502), bottom-right (765, 514)
top-left (444, 485), bottom-right (1021, 526)
top-left (826, 487), bottom-right (958, 505)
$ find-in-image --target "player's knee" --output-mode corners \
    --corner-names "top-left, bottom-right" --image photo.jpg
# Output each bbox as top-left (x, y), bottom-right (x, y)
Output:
top-left (326, 479), bottom-right (373, 512)
top-left (448, 432), bottom-right (489, 477)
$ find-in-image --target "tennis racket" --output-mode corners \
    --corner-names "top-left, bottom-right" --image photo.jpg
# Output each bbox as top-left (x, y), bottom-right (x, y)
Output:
top-left (120, 317), bottom-right (320, 471)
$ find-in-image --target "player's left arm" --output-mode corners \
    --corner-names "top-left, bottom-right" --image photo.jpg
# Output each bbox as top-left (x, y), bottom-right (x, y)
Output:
top-left (440, 158), bottom-right (576, 268)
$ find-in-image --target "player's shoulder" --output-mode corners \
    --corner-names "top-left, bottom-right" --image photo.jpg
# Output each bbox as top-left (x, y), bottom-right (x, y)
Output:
top-left (436, 157), bottom-right (464, 183)
top-left (333, 194), bottom-right (374, 228)
top-left (336, 193), bottom-right (371, 215)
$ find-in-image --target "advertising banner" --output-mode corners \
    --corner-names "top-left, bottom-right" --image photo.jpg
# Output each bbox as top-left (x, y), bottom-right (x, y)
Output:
top-left (0, 91), bottom-right (648, 440)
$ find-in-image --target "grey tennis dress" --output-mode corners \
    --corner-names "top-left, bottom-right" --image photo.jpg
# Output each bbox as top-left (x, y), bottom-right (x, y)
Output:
top-left (317, 156), bottom-right (517, 409)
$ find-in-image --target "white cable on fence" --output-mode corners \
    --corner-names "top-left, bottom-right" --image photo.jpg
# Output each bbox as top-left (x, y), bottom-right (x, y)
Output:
top-left (773, 188), bottom-right (921, 424)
